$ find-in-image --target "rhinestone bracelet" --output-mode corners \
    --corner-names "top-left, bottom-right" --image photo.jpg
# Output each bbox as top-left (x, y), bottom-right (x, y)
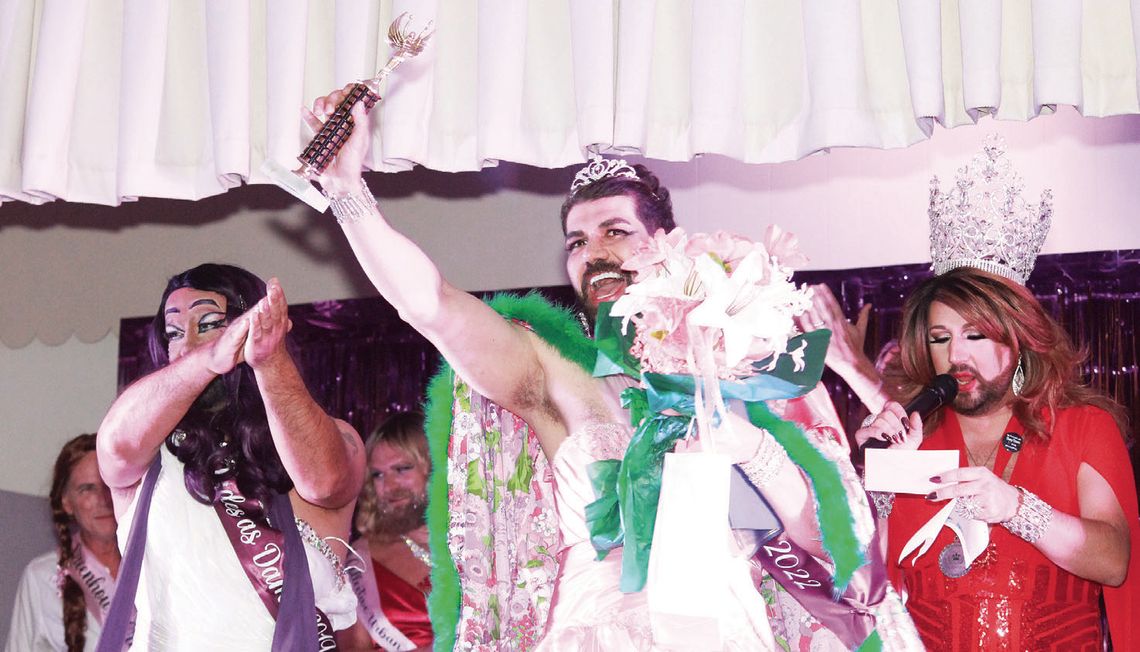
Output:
top-left (739, 430), bottom-right (790, 489)
top-left (325, 178), bottom-right (378, 225)
top-left (1000, 486), bottom-right (1053, 543)
top-left (869, 491), bottom-right (896, 519)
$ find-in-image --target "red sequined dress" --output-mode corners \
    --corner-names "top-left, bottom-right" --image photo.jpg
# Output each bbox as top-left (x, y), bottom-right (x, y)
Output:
top-left (886, 407), bottom-right (1139, 651)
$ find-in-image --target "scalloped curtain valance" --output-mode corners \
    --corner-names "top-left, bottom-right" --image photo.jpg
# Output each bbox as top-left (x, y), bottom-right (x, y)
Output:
top-left (2, 0), bottom-right (1139, 206)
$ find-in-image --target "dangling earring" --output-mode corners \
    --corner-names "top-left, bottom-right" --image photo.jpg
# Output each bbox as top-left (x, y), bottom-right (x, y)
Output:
top-left (1011, 355), bottom-right (1025, 396)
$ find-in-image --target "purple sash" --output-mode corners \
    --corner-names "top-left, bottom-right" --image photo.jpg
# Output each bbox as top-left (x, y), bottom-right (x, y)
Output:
top-left (214, 481), bottom-right (289, 618)
top-left (95, 457), bottom-right (159, 652)
top-left (752, 530), bottom-right (888, 648)
top-left (263, 491), bottom-right (339, 652)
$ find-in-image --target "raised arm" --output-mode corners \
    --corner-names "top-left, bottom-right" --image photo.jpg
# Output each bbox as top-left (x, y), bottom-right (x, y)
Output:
top-left (307, 90), bottom-right (553, 426)
top-left (244, 279), bottom-right (365, 509)
top-left (97, 315), bottom-right (251, 495)
top-left (795, 284), bottom-right (888, 416)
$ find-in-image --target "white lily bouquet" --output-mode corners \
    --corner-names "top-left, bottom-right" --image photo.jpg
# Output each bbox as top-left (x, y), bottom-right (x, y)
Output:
top-left (608, 226), bottom-right (814, 382)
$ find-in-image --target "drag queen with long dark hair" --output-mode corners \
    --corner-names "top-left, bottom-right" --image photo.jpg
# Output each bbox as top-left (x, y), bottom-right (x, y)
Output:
top-left (96, 263), bottom-right (365, 650)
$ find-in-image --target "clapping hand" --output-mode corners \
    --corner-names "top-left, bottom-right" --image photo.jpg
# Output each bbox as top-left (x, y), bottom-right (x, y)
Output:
top-left (795, 283), bottom-right (872, 374)
top-left (204, 313), bottom-right (250, 376)
top-left (243, 278), bottom-right (293, 370)
top-left (202, 278), bottom-right (293, 375)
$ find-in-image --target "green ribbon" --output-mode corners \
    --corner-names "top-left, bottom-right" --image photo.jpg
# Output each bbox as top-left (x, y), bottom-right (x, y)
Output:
top-left (588, 410), bottom-right (692, 592)
top-left (585, 303), bottom-right (850, 593)
top-left (591, 302), bottom-right (642, 378)
top-left (857, 630), bottom-right (883, 652)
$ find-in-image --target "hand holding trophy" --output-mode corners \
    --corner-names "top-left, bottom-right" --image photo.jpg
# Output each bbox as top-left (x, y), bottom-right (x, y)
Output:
top-left (262, 13), bottom-right (433, 211)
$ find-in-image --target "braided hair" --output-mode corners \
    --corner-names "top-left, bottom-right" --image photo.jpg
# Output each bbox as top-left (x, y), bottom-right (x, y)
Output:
top-left (50, 434), bottom-right (98, 652)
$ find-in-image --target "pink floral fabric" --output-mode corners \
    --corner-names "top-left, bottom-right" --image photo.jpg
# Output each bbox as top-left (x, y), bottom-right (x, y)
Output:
top-left (446, 377), bottom-right (562, 650)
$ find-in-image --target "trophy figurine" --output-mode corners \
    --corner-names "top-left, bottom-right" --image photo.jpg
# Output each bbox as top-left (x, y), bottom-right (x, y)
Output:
top-left (262, 13), bottom-right (433, 211)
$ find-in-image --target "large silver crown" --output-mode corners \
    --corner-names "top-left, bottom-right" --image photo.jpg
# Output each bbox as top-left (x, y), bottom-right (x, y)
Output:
top-left (570, 156), bottom-right (640, 195)
top-left (929, 135), bottom-right (1052, 285)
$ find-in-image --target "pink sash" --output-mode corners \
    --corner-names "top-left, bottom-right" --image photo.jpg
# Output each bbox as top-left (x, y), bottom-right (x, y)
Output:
top-left (63, 541), bottom-right (116, 626)
top-left (347, 538), bottom-right (417, 651)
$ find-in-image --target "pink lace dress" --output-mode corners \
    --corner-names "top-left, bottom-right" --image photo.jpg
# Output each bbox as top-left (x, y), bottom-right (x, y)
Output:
top-left (536, 422), bottom-right (652, 649)
top-left (536, 421), bottom-right (776, 651)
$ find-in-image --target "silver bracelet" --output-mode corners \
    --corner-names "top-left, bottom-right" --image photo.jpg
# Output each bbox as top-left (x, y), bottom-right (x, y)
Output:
top-left (325, 178), bottom-right (378, 225)
top-left (858, 459), bottom-right (894, 518)
top-left (1000, 486), bottom-right (1053, 543)
top-left (869, 491), bottom-right (896, 519)
top-left (739, 430), bottom-right (790, 489)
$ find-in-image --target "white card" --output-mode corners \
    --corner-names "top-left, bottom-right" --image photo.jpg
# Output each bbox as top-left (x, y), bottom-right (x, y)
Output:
top-left (863, 449), bottom-right (960, 494)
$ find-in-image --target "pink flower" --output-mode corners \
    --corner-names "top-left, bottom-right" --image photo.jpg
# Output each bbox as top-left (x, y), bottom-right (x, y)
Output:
top-left (627, 297), bottom-right (696, 374)
top-left (685, 230), bottom-right (757, 273)
top-left (762, 225), bottom-right (809, 270)
top-left (615, 226), bottom-right (813, 379)
top-left (629, 297), bottom-right (690, 339)
top-left (621, 228), bottom-right (689, 280)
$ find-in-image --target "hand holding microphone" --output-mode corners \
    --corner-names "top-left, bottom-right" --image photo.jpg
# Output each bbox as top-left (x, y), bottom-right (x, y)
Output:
top-left (859, 374), bottom-right (958, 451)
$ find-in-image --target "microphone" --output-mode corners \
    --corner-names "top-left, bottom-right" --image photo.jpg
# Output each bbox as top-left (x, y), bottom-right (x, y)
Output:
top-left (861, 374), bottom-right (958, 450)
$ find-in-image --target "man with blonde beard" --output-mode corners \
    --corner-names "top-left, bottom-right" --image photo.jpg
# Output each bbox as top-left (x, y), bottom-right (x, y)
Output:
top-left (339, 412), bottom-right (432, 651)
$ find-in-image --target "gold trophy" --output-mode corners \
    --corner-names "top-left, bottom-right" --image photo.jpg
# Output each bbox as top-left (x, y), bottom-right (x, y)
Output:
top-left (262, 14), bottom-right (433, 211)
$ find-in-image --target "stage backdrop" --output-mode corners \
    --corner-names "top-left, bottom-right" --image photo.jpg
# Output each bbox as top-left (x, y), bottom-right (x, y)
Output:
top-left (118, 251), bottom-right (1139, 488)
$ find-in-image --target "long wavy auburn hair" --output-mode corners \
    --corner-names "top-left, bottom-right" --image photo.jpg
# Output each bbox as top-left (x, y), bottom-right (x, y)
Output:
top-left (896, 267), bottom-right (1128, 441)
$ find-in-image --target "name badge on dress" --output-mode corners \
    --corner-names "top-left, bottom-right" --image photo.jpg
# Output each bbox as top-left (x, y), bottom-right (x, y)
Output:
top-left (1002, 432), bottom-right (1023, 453)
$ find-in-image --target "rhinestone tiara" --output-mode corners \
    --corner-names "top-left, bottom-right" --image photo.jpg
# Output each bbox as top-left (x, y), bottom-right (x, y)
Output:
top-left (928, 135), bottom-right (1052, 285)
top-left (570, 155), bottom-right (641, 195)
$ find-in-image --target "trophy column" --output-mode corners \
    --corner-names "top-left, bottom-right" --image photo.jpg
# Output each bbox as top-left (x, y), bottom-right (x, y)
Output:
top-left (262, 14), bottom-right (433, 211)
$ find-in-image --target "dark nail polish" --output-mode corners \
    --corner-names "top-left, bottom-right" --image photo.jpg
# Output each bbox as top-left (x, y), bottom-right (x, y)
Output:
top-left (925, 492), bottom-right (937, 500)
top-left (929, 475), bottom-right (940, 483)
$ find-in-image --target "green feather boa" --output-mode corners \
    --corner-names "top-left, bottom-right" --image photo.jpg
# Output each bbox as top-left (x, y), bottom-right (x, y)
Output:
top-left (424, 293), bottom-right (595, 651)
top-left (423, 292), bottom-right (867, 649)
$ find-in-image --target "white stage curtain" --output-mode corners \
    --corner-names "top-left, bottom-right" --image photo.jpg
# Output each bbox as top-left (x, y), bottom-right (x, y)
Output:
top-left (2, 0), bottom-right (1139, 206)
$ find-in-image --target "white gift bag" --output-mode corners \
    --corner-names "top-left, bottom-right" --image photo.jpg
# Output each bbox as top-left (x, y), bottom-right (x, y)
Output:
top-left (646, 451), bottom-right (735, 649)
